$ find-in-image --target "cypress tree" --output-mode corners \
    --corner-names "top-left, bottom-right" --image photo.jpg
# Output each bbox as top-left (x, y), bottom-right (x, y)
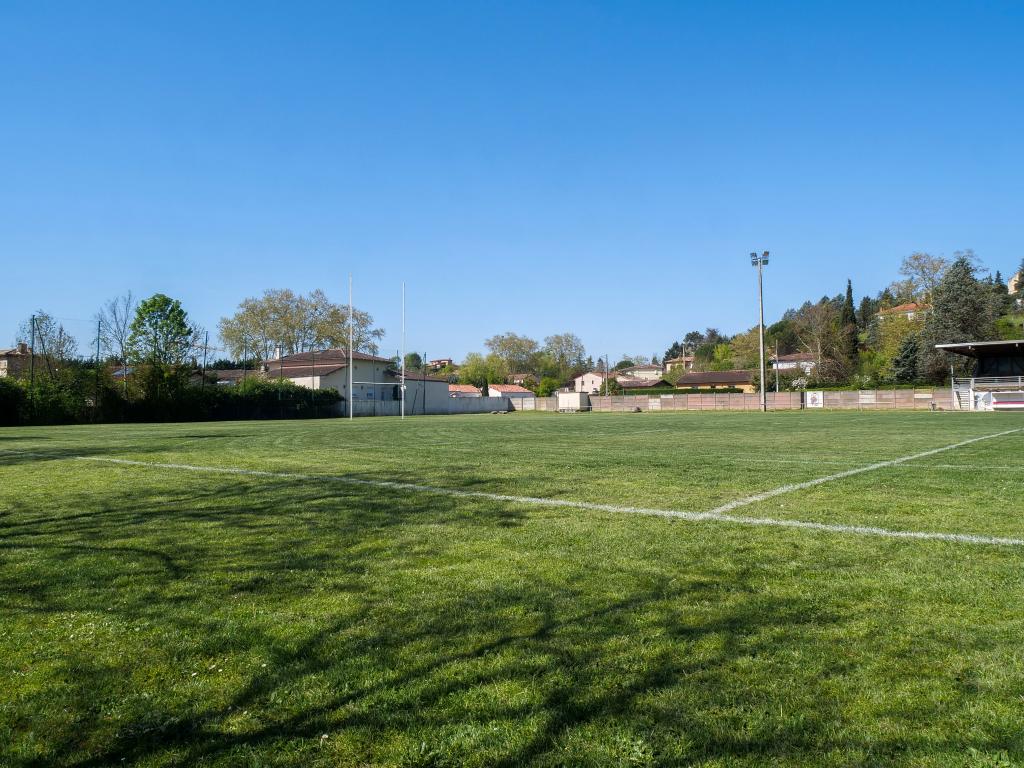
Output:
top-left (857, 296), bottom-right (875, 330)
top-left (840, 279), bottom-right (859, 367)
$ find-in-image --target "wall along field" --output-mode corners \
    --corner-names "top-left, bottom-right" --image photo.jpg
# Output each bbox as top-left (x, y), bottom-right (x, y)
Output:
top-left (1, 411), bottom-right (1023, 766)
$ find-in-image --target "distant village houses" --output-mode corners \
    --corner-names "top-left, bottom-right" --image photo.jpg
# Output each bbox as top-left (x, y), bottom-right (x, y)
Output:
top-left (614, 364), bottom-right (663, 381)
top-left (0, 343), bottom-right (33, 378)
top-left (675, 370), bottom-right (755, 393)
top-left (662, 355), bottom-right (695, 374)
top-left (573, 371), bottom-right (609, 394)
top-left (877, 302), bottom-right (930, 321)
top-left (771, 352), bottom-right (816, 376)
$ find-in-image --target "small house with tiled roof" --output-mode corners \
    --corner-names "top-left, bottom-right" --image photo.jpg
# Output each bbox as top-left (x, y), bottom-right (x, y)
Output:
top-left (487, 383), bottom-right (534, 398)
top-left (878, 302), bottom-right (930, 321)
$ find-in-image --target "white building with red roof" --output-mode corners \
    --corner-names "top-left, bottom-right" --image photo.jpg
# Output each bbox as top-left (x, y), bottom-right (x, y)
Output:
top-left (487, 383), bottom-right (534, 398)
top-left (449, 383), bottom-right (482, 398)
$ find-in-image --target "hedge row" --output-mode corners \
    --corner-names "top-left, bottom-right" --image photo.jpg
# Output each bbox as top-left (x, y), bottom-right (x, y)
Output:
top-left (0, 376), bottom-right (342, 426)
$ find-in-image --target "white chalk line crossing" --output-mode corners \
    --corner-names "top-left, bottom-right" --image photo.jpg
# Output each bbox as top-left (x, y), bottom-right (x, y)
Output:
top-left (74, 425), bottom-right (1024, 548)
top-left (703, 427), bottom-right (1024, 516)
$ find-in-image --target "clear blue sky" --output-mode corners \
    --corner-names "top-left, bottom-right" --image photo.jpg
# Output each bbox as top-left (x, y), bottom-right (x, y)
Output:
top-left (2, 1), bottom-right (1022, 361)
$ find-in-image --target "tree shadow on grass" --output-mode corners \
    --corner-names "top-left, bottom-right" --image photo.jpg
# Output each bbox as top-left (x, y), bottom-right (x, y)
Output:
top-left (1, 471), bottom-right (1021, 767)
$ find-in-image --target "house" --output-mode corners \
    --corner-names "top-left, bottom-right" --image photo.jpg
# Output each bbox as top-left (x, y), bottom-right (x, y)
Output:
top-left (674, 370), bottom-right (755, 393)
top-left (110, 365), bottom-right (135, 382)
top-left (771, 352), bottom-right (816, 375)
top-left (573, 371), bottom-right (610, 393)
top-left (878, 302), bottom-right (930, 321)
top-left (615, 364), bottom-right (663, 381)
top-left (0, 343), bottom-right (33, 378)
top-left (618, 376), bottom-right (670, 390)
top-left (508, 372), bottom-right (536, 386)
top-left (449, 383), bottom-right (482, 398)
top-left (487, 383), bottom-right (534, 398)
top-left (192, 369), bottom-right (250, 387)
top-left (1010, 272), bottom-right (1021, 295)
top-left (265, 349), bottom-right (403, 411)
top-left (428, 358), bottom-right (454, 371)
top-left (663, 355), bottom-right (695, 373)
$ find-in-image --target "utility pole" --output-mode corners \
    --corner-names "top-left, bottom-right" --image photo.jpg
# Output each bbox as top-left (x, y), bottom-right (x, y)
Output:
top-left (401, 282), bottom-right (406, 420)
top-left (201, 330), bottom-right (209, 391)
top-left (95, 319), bottom-right (102, 420)
top-left (750, 251), bottom-right (770, 412)
top-left (29, 315), bottom-right (36, 417)
top-left (348, 273), bottom-right (354, 420)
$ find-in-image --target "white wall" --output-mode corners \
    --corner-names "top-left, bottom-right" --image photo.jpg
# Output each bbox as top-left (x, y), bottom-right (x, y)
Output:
top-left (351, 395), bottom-right (513, 416)
top-left (574, 373), bottom-right (606, 393)
top-left (620, 368), bottom-right (662, 381)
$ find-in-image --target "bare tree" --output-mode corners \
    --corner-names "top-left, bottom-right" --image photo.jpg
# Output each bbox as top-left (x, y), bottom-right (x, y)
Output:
top-left (794, 301), bottom-right (847, 382)
top-left (17, 311), bottom-right (78, 378)
top-left (97, 292), bottom-right (136, 390)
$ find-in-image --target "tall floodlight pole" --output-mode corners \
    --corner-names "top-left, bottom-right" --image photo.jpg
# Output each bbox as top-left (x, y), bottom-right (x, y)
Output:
top-left (401, 282), bottom-right (406, 420)
top-left (349, 274), bottom-right (354, 420)
top-left (29, 315), bottom-right (36, 415)
top-left (750, 251), bottom-right (770, 412)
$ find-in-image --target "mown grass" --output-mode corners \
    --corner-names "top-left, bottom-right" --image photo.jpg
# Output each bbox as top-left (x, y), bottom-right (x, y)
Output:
top-left (1, 411), bottom-right (1023, 767)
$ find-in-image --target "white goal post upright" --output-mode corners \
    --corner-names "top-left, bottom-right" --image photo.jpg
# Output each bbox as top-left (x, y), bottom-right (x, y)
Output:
top-left (349, 273), bottom-right (354, 421)
top-left (401, 281), bottom-right (406, 420)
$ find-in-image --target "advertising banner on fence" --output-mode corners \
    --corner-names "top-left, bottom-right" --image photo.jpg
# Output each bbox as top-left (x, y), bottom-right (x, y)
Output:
top-left (805, 391), bottom-right (824, 408)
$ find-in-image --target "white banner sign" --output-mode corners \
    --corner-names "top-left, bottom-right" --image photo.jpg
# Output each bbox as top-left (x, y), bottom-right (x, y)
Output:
top-left (805, 390), bottom-right (824, 408)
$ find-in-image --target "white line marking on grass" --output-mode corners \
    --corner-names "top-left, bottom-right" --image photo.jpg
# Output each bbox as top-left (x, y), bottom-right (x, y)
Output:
top-left (704, 427), bottom-right (1024, 516)
top-left (75, 448), bottom-right (1024, 548)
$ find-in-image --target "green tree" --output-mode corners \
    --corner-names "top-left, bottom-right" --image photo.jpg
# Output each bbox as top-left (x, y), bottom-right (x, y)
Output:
top-left (484, 333), bottom-right (539, 375)
top-left (891, 334), bottom-right (919, 383)
top-left (707, 343), bottom-right (735, 371)
top-left (219, 288), bottom-right (384, 361)
top-left (897, 251), bottom-right (949, 302)
top-left (129, 294), bottom-right (197, 366)
top-left (917, 256), bottom-right (1002, 381)
top-left (459, 352), bottom-right (506, 388)
top-left (857, 296), bottom-right (877, 330)
top-left (542, 333), bottom-right (587, 382)
top-left (729, 328), bottom-right (761, 370)
top-left (404, 352), bottom-right (423, 371)
top-left (537, 376), bottom-right (562, 396)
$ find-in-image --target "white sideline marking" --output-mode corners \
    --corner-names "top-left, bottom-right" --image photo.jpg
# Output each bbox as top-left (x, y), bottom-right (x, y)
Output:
top-left (705, 427), bottom-right (1024, 515)
top-left (74, 430), bottom-right (1024, 547)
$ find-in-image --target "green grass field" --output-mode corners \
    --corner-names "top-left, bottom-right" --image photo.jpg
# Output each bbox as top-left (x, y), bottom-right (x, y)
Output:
top-left (2, 411), bottom-right (1024, 767)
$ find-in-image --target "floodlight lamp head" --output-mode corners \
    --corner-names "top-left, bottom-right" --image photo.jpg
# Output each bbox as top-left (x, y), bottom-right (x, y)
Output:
top-left (750, 252), bottom-right (758, 265)
top-left (762, 250), bottom-right (769, 264)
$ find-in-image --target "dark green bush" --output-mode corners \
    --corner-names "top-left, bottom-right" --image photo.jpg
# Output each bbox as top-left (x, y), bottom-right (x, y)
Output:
top-left (0, 378), bottom-right (27, 426)
top-left (3, 372), bottom-right (341, 426)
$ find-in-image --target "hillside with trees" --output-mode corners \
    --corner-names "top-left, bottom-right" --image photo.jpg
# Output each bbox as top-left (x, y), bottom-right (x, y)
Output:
top-left (659, 251), bottom-right (1021, 389)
